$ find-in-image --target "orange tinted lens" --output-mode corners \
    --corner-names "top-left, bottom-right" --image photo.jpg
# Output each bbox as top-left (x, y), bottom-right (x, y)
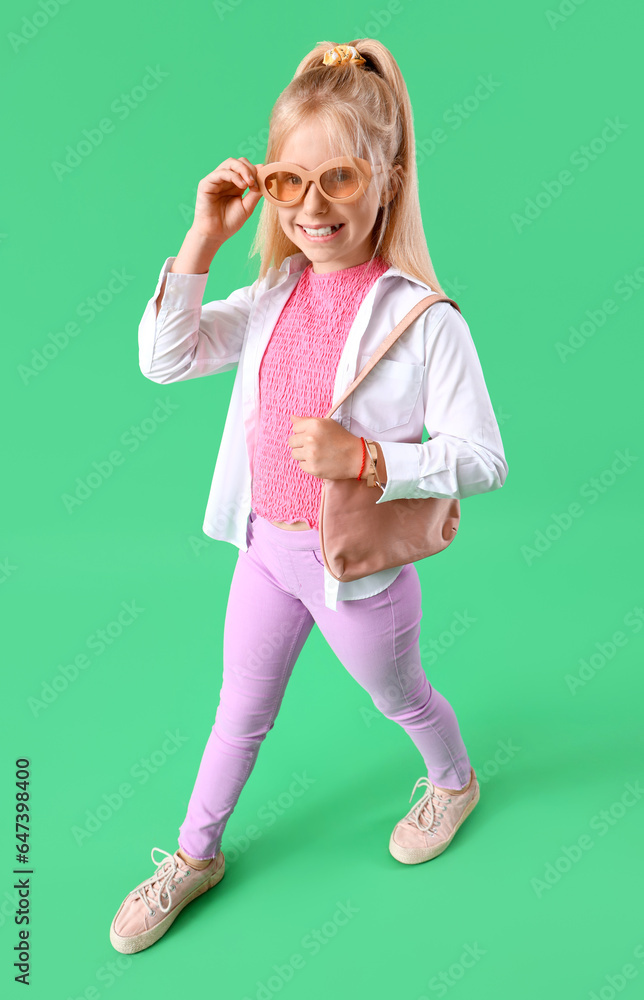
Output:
top-left (320, 166), bottom-right (362, 198)
top-left (264, 170), bottom-right (303, 203)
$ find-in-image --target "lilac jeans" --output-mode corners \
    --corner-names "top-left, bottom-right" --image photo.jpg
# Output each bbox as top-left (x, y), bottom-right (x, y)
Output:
top-left (178, 510), bottom-right (472, 860)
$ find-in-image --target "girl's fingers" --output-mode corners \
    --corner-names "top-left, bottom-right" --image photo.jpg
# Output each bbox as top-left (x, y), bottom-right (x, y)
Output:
top-left (214, 168), bottom-right (250, 190)
top-left (231, 167), bottom-right (256, 190)
top-left (236, 157), bottom-right (261, 188)
top-left (202, 159), bottom-right (263, 192)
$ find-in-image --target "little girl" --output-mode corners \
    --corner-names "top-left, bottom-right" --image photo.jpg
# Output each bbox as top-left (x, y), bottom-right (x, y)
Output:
top-left (110, 39), bottom-right (508, 955)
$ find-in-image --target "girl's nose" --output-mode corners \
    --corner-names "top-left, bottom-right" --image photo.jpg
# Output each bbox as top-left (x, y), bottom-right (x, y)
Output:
top-left (302, 180), bottom-right (328, 207)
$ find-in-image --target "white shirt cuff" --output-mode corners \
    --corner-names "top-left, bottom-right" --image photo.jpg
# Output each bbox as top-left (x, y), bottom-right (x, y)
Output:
top-left (156, 256), bottom-right (209, 312)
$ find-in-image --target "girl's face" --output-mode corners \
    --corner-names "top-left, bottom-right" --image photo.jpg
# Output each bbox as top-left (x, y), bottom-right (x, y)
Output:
top-left (274, 121), bottom-right (390, 274)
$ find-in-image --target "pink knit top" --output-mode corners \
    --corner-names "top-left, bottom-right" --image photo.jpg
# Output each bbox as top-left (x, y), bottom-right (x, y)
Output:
top-left (251, 255), bottom-right (391, 529)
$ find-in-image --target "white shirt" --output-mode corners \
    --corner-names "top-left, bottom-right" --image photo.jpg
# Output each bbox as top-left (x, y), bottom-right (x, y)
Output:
top-left (138, 251), bottom-right (508, 610)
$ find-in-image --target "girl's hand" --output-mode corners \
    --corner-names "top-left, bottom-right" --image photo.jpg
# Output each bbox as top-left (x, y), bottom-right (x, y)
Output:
top-left (190, 157), bottom-right (264, 246)
top-left (288, 416), bottom-right (364, 480)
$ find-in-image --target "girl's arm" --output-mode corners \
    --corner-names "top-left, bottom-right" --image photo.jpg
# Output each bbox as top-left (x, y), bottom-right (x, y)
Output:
top-left (375, 303), bottom-right (508, 504)
top-left (154, 227), bottom-right (222, 318)
top-left (138, 157), bottom-right (264, 382)
top-left (138, 233), bottom-right (260, 385)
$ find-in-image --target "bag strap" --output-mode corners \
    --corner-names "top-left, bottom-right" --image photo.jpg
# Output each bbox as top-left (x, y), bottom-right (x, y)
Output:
top-left (324, 292), bottom-right (461, 419)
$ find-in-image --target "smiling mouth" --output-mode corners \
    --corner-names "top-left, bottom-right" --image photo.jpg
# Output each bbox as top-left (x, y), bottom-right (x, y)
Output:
top-left (298, 223), bottom-right (344, 236)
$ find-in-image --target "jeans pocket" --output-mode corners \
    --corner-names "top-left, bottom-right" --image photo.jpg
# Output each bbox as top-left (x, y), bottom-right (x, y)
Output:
top-left (311, 549), bottom-right (325, 568)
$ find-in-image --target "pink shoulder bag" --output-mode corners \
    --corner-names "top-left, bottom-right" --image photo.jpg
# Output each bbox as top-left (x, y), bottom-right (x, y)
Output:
top-left (318, 293), bottom-right (462, 583)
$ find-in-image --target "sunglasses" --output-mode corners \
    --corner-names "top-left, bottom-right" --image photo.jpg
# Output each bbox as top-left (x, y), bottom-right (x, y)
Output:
top-left (255, 156), bottom-right (384, 206)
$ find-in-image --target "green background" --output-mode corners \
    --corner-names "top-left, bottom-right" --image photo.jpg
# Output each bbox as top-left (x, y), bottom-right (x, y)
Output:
top-left (3, 0), bottom-right (643, 996)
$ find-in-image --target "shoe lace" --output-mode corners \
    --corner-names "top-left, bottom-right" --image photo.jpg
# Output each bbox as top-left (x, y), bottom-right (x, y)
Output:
top-left (136, 848), bottom-right (192, 917)
top-left (406, 777), bottom-right (451, 837)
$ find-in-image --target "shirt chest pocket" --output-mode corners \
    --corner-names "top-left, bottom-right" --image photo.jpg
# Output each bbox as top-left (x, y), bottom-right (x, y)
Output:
top-left (351, 355), bottom-right (425, 433)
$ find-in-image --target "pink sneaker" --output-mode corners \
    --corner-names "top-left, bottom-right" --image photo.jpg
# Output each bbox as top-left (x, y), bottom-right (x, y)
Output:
top-left (389, 768), bottom-right (480, 864)
top-left (110, 846), bottom-right (225, 954)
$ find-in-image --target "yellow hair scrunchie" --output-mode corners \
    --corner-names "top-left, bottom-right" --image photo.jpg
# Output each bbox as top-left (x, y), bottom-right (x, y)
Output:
top-left (323, 44), bottom-right (366, 67)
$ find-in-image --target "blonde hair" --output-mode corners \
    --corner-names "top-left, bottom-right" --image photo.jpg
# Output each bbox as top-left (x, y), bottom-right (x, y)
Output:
top-left (248, 38), bottom-right (447, 295)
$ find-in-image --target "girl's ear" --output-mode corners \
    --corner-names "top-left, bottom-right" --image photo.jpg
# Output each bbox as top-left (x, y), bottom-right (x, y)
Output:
top-left (381, 164), bottom-right (403, 206)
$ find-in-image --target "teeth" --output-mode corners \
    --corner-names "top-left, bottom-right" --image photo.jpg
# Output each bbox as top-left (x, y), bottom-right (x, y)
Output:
top-left (302, 225), bottom-right (341, 236)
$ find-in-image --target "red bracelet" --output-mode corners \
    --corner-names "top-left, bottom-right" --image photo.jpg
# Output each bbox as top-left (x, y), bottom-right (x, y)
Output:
top-left (356, 436), bottom-right (367, 480)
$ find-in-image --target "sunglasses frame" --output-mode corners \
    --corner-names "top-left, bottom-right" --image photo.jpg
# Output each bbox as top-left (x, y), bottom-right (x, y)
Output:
top-left (256, 156), bottom-right (385, 206)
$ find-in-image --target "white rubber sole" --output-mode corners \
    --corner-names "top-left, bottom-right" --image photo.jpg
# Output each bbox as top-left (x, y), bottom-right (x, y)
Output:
top-left (388, 785), bottom-right (480, 865)
top-left (110, 854), bottom-right (226, 954)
